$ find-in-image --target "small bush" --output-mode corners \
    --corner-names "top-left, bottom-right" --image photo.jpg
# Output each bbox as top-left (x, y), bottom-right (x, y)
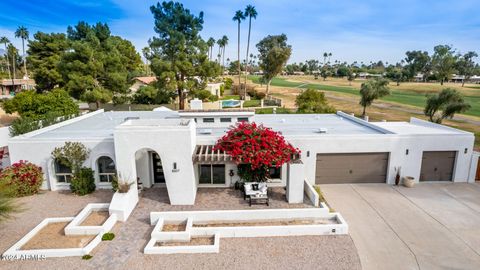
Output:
top-left (223, 78), bottom-right (233, 89)
top-left (196, 90), bottom-right (213, 102)
top-left (0, 161), bottom-right (44, 197)
top-left (82, 254), bottom-right (93, 260)
top-left (255, 92), bottom-right (266, 100)
top-left (70, 167), bottom-right (96, 196)
top-left (208, 95), bottom-right (219, 102)
top-left (102, 232), bottom-right (115, 241)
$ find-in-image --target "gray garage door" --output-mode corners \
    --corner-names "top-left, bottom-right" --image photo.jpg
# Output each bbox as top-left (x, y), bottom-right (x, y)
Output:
top-left (315, 153), bottom-right (389, 184)
top-left (420, 151), bottom-right (456, 182)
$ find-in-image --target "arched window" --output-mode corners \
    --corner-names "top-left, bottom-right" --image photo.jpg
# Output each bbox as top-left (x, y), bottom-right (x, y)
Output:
top-left (98, 156), bottom-right (116, 182)
top-left (54, 159), bottom-right (72, 183)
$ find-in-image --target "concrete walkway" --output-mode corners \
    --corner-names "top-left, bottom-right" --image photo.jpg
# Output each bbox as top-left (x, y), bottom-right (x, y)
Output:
top-left (321, 183), bottom-right (480, 270)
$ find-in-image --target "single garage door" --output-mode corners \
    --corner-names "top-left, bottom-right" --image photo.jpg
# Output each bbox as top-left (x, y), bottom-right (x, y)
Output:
top-left (420, 151), bottom-right (456, 181)
top-left (315, 153), bottom-right (389, 184)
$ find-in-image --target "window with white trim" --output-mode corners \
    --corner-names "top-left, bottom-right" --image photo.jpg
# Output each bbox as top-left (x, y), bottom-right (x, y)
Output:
top-left (54, 159), bottom-right (73, 183)
top-left (98, 156), bottom-right (116, 183)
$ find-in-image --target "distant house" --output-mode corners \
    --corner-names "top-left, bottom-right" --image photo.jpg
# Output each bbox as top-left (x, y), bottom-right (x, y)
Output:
top-left (205, 82), bottom-right (223, 96)
top-left (414, 73), bottom-right (424, 82)
top-left (451, 74), bottom-right (465, 83)
top-left (129, 76), bottom-right (157, 93)
top-left (0, 78), bottom-right (35, 97)
top-left (470, 75), bottom-right (480, 84)
top-left (357, 72), bottom-right (382, 80)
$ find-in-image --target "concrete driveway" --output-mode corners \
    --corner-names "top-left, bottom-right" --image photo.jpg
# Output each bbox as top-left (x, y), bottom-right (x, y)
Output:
top-left (321, 183), bottom-right (480, 270)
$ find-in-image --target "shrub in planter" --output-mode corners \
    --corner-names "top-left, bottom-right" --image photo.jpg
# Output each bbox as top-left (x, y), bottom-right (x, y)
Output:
top-left (70, 167), bottom-right (96, 196)
top-left (102, 232), bottom-right (115, 241)
top-left (0, 160), bottom-right (44, 197)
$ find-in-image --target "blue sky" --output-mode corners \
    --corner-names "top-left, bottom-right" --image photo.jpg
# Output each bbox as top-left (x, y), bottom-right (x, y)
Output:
top-left (1, 0), bottom-right (479, 64)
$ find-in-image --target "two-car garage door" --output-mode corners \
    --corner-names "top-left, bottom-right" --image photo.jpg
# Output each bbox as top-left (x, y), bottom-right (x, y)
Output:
top-left (315, 153), bottom-right (389, 184)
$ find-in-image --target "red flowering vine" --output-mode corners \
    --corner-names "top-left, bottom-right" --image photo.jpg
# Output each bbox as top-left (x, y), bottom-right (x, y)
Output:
top-left (214, 122), bottom-right (300, 181)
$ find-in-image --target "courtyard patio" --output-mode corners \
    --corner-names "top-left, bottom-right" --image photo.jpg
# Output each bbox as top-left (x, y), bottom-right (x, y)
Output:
top-left (141, 186), bottom-right (314, 211)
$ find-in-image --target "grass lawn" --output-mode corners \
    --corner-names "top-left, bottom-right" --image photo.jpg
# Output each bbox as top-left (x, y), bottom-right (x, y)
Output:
top-left (221, 95), bottom-right (241, 100)
top-left (248, 76), bottom-right (480, 117)
top-left (243, 100), bottom-right (261, 107)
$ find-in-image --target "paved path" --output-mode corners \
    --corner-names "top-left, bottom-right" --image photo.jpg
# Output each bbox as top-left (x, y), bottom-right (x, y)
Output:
top-left (322, 183), bottom-right (480, 270)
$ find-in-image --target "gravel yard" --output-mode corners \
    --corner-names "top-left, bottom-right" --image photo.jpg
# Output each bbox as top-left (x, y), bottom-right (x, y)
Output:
top-left (1, 188), bottom-right (360, 270)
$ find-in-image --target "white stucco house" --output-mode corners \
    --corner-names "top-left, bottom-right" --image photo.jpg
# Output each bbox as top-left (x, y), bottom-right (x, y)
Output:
top-left (6, 108), bottom-right (478, 205)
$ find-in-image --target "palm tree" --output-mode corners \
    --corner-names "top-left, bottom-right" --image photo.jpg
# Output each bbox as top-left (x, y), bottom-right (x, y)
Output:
top-left (243, 5), bottom-right (257, 88)
top-left (15, 26), bottom-right (29, 78)
top-left (207, 37), bottom-right (215, 61)
top-left (232, 10), bottom-right (245, 97)
top-left (328, 52), bottom-right (332, 64)
top-left (323, 52), bottom-right (328, 65)
top-left (220, 35), bottom-right (229, 74)
top-left (0, 37), bottom-right (11, 80)
top-left (216, 39), bottom-right (222, 63)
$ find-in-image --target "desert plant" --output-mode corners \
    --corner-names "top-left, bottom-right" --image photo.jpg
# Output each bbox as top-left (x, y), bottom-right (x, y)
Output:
top-left (51, 142), bottom-right (90, 174)
top-left (70, 167), bottom-right (96, 196)
top-left (0, 161), bottom-right (44, 197)
top-left (82, 254), bottom-right (93, 260)
top-left (102, 232), bottom-right (115, 241)
top-left (111, 175), bottom-right (133, 193)
top-left (0, 182), bottom-right (20, 222)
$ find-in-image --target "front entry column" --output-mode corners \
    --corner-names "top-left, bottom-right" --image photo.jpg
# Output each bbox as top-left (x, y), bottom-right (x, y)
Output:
top-left (286, 162), bottom-right (305, 203)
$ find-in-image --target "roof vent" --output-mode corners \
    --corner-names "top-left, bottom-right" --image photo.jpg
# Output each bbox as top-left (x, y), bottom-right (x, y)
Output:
top-left (316, 128), bottom-right (328, 134)
top-left (124, 116), bottom-right (140, 122)
top-left (199, 129), bottom-right (212, 134)
top-left (280, 118), bottom-right (286, 123)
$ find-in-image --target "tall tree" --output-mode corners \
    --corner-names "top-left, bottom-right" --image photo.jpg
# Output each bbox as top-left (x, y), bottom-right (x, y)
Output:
top-left (424, 88), bottom-right (470, 123)
top-left (432, 45), bottom-right (457, 85)
top-left (149, 1), bottom-right (220, 109)
top-left (216, 38), bottom-right (222, 63)
top-left (455, 51), bottom-right (478, 87)
top-left (0, 37), bottom-right (11, 80)
top-left (207, 37), bottom-right (215, 61)
top-left (15, 26), bottom-right (29, 78)
top-left (404, 50), bottom-right (430, 81)
top-left (232, 10), bottom-right (245, 97)
top-left (359, 77), bottom-right (390, 117)
top-left (220, 35), bottom-right (229, 73)
top-left (243, 5), bottom-right (257, 87)
top-left (27, 32), bottom-right (68, 92)
top-left (256, 34), bottom-right (292, 94)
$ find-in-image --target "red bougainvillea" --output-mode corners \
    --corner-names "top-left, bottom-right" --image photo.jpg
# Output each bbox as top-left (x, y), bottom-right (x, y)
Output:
top-left (214, 122), bottom-right (300, 181)
top-left (0, 160), bottom-right (44, 197)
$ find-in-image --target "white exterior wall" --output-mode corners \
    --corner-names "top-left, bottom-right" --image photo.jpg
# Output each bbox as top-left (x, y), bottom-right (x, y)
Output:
top-left (289, 133), bottom-right (474, 185)
top-left (114, 119), bottom-right (197, 205)
top-left (8, 139), bottom-right (115, 191)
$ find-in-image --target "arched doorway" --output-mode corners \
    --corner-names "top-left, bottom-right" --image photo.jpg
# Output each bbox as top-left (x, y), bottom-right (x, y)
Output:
top-left (134, 148), bottom-right (166, 188)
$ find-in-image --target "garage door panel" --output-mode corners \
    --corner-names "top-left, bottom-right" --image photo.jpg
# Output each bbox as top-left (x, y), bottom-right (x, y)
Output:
top-left (420, 151), bottom-right (455, 182)
top-left (315, 153), bottom-right (389, 184)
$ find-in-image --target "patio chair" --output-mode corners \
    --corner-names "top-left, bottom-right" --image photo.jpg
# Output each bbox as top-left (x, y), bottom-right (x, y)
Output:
top-left (243, 182), bottom-right (268, 200)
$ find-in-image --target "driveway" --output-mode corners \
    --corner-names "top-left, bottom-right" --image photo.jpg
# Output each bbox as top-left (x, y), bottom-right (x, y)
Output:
top-left (321, 183), bottom-right (480, 270)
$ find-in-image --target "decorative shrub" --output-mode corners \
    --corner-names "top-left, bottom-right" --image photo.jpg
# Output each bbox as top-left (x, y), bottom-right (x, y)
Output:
top-left (82, 254), bottom-right (93, 260)
top-left (0, 181), bottom-right (20, 222)
top-left (102, 232), bottom-right (115, 241)
top-left (51, 142), bottom-right (90, 174)
top-left (70, 167), bottom-right (96, 196)
top-left (111, 175), bottom-right (133, 193)
top-left (0, 161), bottom-right (44, 197)
top-left (214, 122), bottom-right (300, 182)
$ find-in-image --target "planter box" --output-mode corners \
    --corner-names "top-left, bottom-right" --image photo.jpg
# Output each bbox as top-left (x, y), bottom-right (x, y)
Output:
top-left (3, 217), bottom-right (104, 258)
top-left (144, 234), bottom-right (220, 254)
top-left (65, 203), bottom-right (117, 235)
top-left (109, 187), bottom-right (138, 222)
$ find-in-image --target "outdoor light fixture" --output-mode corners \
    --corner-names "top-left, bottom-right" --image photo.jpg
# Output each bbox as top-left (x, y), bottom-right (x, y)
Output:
top-left (406, 149), bottom-right (409, 155)
top-left (172, 162), bottom-right (179, 172)
top-left (307, 151), bottom-right (310, 157)
top-left (464, 148), bottom-right (468, 154)
top-left (229, 170), bottom-right (234, 177)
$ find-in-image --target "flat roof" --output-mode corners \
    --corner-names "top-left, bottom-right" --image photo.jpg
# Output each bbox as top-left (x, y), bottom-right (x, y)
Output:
top-left (20, 110), bottom-right (467, 140)
top-left (371, 121), bottom-right (462, 135)
top-left (29, 111), bottom-right (179, 140)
